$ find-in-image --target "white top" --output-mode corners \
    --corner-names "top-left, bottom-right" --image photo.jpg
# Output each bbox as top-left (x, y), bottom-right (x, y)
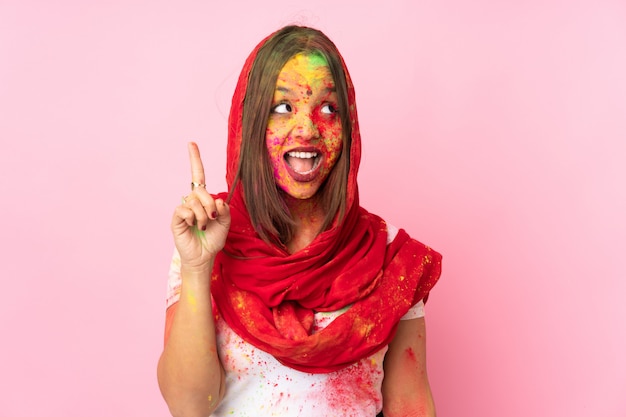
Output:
top-left (166, 223), bottom-right (425, 417)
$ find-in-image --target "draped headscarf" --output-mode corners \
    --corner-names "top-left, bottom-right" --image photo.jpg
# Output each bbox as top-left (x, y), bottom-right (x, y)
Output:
top-left (210, 26), bottom-right (442, 373)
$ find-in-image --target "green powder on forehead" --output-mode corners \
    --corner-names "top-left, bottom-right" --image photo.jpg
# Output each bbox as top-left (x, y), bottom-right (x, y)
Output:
top-left (289, 51), bottom-right (328, 70)
top-left (306, 52), bottom-right (328, 67)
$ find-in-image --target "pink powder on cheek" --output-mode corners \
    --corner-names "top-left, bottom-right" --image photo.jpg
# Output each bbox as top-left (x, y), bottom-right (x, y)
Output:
top-left (265, 124), bottom-right (286, 149)
top-left (267, 135), bottom-right (282, 146)
top-left (265, 133), bottom-right (283, 166)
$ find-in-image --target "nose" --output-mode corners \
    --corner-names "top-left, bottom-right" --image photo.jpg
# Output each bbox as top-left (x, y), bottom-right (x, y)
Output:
top-left (293, 112), bottom-right (320, 141)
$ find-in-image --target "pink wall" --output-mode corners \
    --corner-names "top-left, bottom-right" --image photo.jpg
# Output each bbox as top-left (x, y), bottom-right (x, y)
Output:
top-left (1, 1), bottom-right (625, 415)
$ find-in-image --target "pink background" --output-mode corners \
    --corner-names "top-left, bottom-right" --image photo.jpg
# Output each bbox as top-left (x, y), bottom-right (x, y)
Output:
top-left (1, 1), bottom-right (625, 416)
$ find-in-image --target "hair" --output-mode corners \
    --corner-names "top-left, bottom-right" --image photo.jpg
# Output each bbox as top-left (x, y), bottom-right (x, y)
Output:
top-left (231, 25), bottom-right (353, 245)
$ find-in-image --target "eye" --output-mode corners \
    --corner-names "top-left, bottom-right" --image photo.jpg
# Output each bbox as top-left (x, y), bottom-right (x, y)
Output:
top-left (321, 103), bottom-right (338, 115)
top-left (272, 103), bottom-right (292, 114)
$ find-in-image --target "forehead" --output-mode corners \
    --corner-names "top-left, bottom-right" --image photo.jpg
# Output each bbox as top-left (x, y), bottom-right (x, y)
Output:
top-left (276, 53), bottom-right (334, 85)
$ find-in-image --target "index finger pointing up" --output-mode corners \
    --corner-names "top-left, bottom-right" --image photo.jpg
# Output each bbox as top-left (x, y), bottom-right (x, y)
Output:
top-left (188, 142), bottom-right (206, 185)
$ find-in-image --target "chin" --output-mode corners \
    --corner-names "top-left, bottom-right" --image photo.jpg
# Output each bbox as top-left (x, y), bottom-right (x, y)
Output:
top-left (284, 191), bottom-right (317, 200)
top-left (279, 184), bottom-right (321, 200)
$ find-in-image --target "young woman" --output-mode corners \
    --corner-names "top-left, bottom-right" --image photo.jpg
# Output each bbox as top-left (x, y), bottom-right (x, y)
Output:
top-left (157, 25), bottom-right (442, 417)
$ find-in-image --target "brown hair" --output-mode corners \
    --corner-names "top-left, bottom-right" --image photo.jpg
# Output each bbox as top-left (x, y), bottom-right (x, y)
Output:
top-left (231, 26), bottom-right (353, 245)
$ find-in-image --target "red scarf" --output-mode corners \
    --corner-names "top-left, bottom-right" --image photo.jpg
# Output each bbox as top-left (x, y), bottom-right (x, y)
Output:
top-left (211, 28), bottom-right (442, 373)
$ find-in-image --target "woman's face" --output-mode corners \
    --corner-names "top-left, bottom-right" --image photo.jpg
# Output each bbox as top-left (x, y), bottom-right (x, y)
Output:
top-left (265, 53), bottom-right (343, 200)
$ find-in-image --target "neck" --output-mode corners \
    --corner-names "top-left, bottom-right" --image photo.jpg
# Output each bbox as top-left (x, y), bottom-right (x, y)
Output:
top-left (282, 193), bottom-right (325, 253)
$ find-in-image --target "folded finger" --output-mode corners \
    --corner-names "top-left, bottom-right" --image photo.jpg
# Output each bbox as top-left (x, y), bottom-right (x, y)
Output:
top-left (172, 205), bottom-right (196, 229)
top-left (197, 189), bottom-right (219, 217)
top-left (186, 197), bottom-right (210, 230)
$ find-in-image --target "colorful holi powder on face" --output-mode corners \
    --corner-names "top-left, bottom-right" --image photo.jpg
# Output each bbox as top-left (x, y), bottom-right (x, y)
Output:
top-left (265, 53), bottom-right (343, 200)
top-left (306, 52), bottom-right (328, 68)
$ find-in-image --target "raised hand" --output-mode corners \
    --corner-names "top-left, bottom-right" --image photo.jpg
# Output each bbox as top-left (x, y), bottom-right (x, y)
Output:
top-left (171, 142), bottom-right (231, 272)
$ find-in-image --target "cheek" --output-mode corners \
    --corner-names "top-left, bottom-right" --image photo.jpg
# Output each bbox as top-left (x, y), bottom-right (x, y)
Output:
top-left (265, 125), bottom-right (281, 144)
top-left (317, 121), bottom-right (343, 163)
top-left (313, 112), bottom-right (341, 138)
top-left (323, 141), bottom-right (342, 169)
top-left (265, 129), bottom-right (283, 160)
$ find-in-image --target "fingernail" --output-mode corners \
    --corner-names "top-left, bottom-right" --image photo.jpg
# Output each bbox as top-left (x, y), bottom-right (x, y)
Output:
top-left (201, 225), bottom-right (207, 231)
top-left (211, 211), bottom-right (218, 219)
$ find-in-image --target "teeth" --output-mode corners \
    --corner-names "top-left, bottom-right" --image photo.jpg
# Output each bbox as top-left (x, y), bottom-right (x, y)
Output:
top-left (287, 151), bottom-right (318, 159)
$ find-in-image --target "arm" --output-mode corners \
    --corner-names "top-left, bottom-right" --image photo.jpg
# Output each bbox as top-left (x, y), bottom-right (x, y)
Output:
top-left (157, 265), bottom-right (225, 417)
top-left (157, 142), bottom-right (230, 417)
top-left (381, 317), bottom-right (436, 417)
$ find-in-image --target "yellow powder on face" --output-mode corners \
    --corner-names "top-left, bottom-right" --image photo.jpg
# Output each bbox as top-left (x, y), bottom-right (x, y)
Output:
top-left (266, 52), bottom-right (341, 200)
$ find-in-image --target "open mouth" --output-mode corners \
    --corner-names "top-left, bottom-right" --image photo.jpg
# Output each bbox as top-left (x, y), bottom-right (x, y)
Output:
top-left (285, 151), bottom-right (321, 174)
top-left (284, 150), bottom-right (322, 182)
